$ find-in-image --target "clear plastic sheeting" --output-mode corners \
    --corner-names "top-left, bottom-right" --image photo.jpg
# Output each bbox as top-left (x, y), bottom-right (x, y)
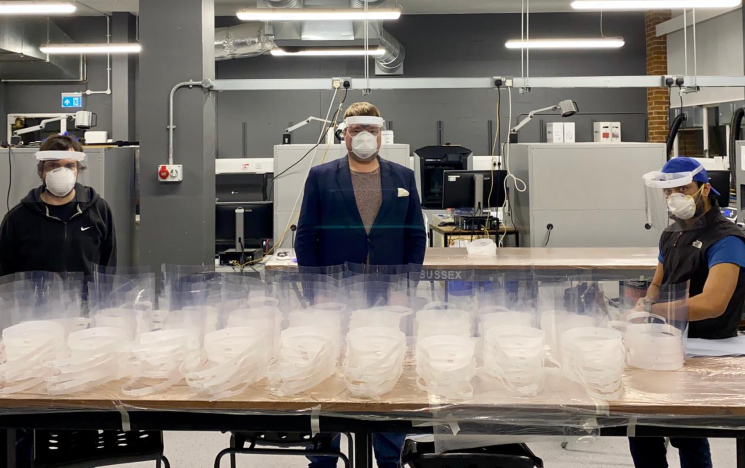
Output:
top-left (0, 264), bottom-right (743, 444)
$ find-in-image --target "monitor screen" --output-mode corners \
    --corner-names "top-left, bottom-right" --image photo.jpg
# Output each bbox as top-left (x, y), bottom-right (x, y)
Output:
top-left (708, 170), bottom-right (730, 208)
top-left (442, 170), bottom-right (507, 210)
top-left (215, 202), bottom-right (273, 249)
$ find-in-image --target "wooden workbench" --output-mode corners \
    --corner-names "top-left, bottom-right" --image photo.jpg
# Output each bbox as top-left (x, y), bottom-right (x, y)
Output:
top-left (265, 247), bottom-right (659, 272)
top-left (0, 357), bottom-right (742, 419)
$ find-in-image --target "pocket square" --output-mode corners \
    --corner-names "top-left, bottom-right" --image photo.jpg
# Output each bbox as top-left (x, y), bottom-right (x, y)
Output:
top-left (398, 188), bottom-right (410, 197)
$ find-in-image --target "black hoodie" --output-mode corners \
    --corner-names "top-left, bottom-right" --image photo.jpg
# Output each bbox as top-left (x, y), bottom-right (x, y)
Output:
top-left (0, 184), bottom-right (116, 278)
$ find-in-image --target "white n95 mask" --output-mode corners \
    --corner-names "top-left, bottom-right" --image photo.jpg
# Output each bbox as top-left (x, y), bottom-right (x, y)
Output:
top-left (666, 186), bottom-right (703, 220)
top-left (351, 131), bottom-right (379, 160)
top-left (45, 167), bottom-right (76, 197)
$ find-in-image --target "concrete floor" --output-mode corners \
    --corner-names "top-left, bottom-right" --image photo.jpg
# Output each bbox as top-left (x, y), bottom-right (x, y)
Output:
top-left (118, 431), bottom-right (738, 467)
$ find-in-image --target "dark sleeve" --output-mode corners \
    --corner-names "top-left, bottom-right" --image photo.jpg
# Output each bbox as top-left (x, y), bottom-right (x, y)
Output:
top-left (0, 214), bottom-right (17, 277)
top-left (295, 170), bottom-right (321, 267)
top-left (403, 170), bottom-right (427, 266)
top-left (99, 201), bottom-right (117, 268)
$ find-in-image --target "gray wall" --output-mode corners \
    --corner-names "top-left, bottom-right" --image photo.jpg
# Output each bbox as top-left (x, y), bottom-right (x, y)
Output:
top-left (2, 17), bottom-right (115, 137)
top-left (215, 12), bottom-right (648, 158)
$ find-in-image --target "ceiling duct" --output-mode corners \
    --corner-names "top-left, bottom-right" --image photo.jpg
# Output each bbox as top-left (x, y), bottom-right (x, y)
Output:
top-left (0, 18), bottom-right (82, 81)
top-left (376, 27), bottom-right (404, 74)
top-left (265, 0), bottom-right (304, 7)
top-left (350, 0), bottom-right (404, 74)
top-left (225, 0), bottom-right (405, 74)
top-left (215, 23), bottom-right (275, 60)
top-left (350, 0), bottom-right (387, 7)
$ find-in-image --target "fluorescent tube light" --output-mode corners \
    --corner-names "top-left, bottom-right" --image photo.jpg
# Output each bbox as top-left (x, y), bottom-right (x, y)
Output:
top-left (572, 0), bottom-right (741, 10)
top-left (0, 2), bottom-right (76, 14)
top-left (505, 38), bottom-right (625, 49)
top-left (271, 48), bottom-right (386, 57)
top-left (237, 7), bottom-right (402, 21)
top-left (40, 43), bottom-right (142, 54)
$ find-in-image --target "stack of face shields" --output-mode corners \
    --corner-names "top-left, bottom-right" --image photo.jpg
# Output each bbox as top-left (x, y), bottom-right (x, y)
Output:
top-left (121, 328), bottom-right (201, 397)
top-left (226, 296), bottom-right (282, 360)
top-left (625, 320), bottom-right (685, 371)
top-left (92, 308), bottom-right (139, 339)
top-left (540, 310), bottom-right (597, 357)
top-left (482, 326), bottom-right (549, 396)
top-left (288, 303), bottom-right (345, 360)
top-left (46, 327), bottom-right (130, 395)
top-left (416, 302), bottom-right (472, 339)
top-left (479, 306), bottom-right (534, 335)
top-left (416, 335), bottom-right (477, 400)
top-left (270, 325), bottom-right (338, 397)
top-left (467, 238), bottom-right (497, 257)
top-left (349, 306), bottom-right (412, 332)
top-left (0, 321), bottom-right (67, 394)
top-left (181, 326), bottom-right (271, 400)
top-left (343, 326), bottom-right (406, 399)
top-left (560, 327), bottom-right (625, 400)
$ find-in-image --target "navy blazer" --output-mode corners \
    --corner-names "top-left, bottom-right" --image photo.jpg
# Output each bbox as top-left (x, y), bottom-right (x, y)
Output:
top-left (295, 157), bottom-right (426, 267)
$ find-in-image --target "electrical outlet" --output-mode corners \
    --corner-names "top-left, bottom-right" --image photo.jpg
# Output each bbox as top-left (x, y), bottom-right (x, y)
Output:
top-left (332, 77), bottom-right (352, 89)
top-left (158, 164), bottom-right (183, 182)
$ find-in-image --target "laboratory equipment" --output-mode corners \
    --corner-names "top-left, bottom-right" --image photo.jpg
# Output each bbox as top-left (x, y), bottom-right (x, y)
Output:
top-left (708, 170), bottom-right (731, 208)
top-left (509, 100), bottom-right (579, 143)
top-left (509, 143), bottom-right (666, 247)
top-left (414, 146), bottom-right (472, 209)
top-left (441, 169), bottom-right (507, 212)
top-left (594, 122), bottom-right (622, 143)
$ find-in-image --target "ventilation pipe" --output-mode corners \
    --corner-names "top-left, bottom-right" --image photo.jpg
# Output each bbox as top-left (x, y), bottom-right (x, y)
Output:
top-left (265, 0), bottom-right (303, 6)
top-left (350, 0), bottom-right (404, 73)
top-left (350, 0), bottom-right (386, 6)
top-left (215, 23), bottom-right (275, 61)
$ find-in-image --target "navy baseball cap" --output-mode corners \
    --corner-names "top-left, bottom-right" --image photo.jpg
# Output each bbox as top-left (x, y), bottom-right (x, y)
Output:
top-left (661, 157), bottom-right (720, 197)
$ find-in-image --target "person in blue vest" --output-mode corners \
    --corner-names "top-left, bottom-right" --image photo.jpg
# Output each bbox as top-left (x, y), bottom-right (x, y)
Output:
top-left (296, 102), bottom-right (426, 468)
top-left (630, 157), bottom-right (745, 468)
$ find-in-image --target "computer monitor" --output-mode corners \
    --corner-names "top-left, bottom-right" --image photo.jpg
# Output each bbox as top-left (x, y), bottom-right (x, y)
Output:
top-left (215, 202), bottom-right (273, 251)
top-left (708, 170), bottom-right (731, 208)
top-left (442, 170), bottom-right (507, 211)
top-left (216, 173), bottom-right (270, 203)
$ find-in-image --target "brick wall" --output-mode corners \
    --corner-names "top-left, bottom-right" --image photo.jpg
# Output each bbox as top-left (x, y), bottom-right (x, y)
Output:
top-left (646, 11), bottom-right (672, 143)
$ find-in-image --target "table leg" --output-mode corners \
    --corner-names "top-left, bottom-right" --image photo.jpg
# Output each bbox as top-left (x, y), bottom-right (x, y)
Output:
top-left (5, 429), bottom-right (15, 468)
top-left (354, 432), bottom-right (372, 468)
top-left (737, 438), bottom-right (745, 468)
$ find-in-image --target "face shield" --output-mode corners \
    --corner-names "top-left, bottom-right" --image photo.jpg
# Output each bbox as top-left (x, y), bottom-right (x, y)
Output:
top-left (344, 116), bottom-right (385, 161)
top-left (642, 164), bottom-right (705, 232)
top-left (36, 149), bottom-right (90, 202)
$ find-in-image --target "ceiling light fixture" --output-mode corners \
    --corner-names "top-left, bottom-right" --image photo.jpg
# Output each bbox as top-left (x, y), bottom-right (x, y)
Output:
top-left (237, 7), bottom-right (402, 21)
top-left (40, 43), bottom-right (143, 54)
top-left (572, 0), bottom-right (741, 10)
top-left (0, 2), bottom-right (76, 14)
top-left (271, 48), bottom-right (386, 57)
top-left (505, 38), bottom-right (625, 49)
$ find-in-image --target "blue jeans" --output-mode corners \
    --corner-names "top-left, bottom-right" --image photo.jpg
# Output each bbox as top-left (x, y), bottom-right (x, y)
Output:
top-left (629, 437), bottom-right (712, 468)
top-left (308, 433), bottom-right (405, 468)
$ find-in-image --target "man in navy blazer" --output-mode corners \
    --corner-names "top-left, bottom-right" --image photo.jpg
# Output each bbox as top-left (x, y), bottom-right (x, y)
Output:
top-left (296, 103), bottom-right (426, 268)
top-left (297, 102), bottom-right (425, 468)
